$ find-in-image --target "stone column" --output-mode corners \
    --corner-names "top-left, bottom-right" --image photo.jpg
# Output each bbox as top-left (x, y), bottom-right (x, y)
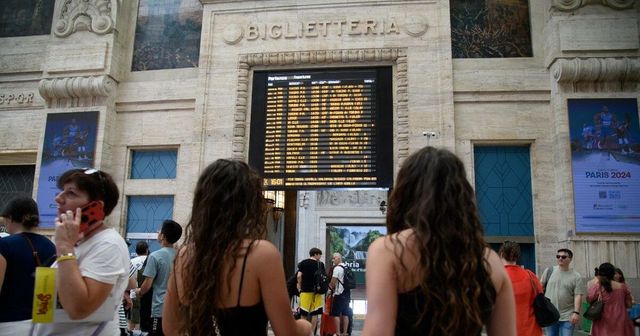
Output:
top-left (545, 0), bottom-right (639, 273)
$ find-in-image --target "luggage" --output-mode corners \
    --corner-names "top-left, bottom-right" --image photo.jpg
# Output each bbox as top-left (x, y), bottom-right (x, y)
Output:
top-left (320, 295), bottom-right (337, 336)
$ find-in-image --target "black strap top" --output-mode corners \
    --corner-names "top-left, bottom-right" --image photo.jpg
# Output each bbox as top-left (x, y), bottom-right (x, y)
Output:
top-left (215, 241), bottom-right (269, 335)
top-left (395, 272), bottom-right (495, 335)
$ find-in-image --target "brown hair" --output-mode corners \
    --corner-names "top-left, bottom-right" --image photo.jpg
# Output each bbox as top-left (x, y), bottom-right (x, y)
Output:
top-left (386, 146), bottom-right (496, 335)
top-left (499, 241), bottom-right (521, 263)
top-left (57, 168), bottom-right (119, 216)
top-left (176, 159), bottom-right (266, 335)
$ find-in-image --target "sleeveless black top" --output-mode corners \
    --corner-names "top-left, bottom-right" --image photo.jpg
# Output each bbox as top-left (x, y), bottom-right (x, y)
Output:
top-left (395, 268), bottom-right (496, 335)
top-left (215, 241), bottom-right (269, 335)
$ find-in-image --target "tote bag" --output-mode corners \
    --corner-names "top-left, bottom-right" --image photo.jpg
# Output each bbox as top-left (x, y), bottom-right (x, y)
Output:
top-left (528, 271), bottom-right (560, 327)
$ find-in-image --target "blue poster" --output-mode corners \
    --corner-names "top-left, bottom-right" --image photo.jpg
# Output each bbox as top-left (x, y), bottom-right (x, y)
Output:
top-left (36, 112), bottom-right (99, 229)
top-left (568, 99), bottom-right (640, 233)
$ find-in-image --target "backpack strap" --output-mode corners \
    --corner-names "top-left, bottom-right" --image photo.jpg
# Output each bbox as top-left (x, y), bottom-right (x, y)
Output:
top-left (542, 266), bottom-right (554, 293)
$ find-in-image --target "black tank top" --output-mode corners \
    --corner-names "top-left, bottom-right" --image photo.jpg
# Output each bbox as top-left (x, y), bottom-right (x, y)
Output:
top-left (215, 241), bottom-right (269, 335)
top-left (395, 268), bottom-right (495, 335)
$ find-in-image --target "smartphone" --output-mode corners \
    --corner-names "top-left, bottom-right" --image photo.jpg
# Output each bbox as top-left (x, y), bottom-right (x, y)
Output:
top-left (79, 201), bottom-right (105, 234)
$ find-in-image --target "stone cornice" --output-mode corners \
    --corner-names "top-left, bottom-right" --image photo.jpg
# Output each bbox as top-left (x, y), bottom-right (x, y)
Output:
top-left (232, 48), bottom-right (409, 163)
top-left (38, 75), bottom-right (116, 107)
top-left (551, 0), bottom-right (636, 11)
top-left (55, 0), bottom-right (116, 37)
top-left (552, 57), bottom-right (640, 83)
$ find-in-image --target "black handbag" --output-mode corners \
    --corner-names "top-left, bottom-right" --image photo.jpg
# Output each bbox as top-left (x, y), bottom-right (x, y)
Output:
top-left (583, 292), bottom-right (604, 321)
top-left (528, 271), bottom-right (560, 327)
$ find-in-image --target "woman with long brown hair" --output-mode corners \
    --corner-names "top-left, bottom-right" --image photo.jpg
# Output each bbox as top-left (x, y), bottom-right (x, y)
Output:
top-left (162, 159), bottom-right (310, 335)
top-left (362, 146), bottom-right (516, 336)
top-left (586, 262), bottom-right (634, 336)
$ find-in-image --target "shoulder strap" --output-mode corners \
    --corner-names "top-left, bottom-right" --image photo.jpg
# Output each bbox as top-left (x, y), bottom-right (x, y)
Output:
top-left (527, 270), bottom-right (541, 295)
top-left (236, 240), bottom-right (255, 307)
top-left (20, 233), bottom-right (42, 266)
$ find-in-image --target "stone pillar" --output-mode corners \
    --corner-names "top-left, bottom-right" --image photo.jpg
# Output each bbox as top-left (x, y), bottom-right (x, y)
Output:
top-left (545, 0), bottom-right (639, 274)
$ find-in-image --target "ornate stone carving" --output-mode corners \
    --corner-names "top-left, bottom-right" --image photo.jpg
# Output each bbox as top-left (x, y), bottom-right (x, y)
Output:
top-left (316, 190), bottom-right (386, 207)
top-left (551, 57), bottom-right (640, 91)
top-left (55, 0), bottom-right (115, 37)
top-left (602, 0), bottom-right (636, 9)
top-left (551, 0), bottom-right (635, 11)
top-left (38, 75), bottom-right (116, 106)
top-left (233, 48), bottom-right (409, 164)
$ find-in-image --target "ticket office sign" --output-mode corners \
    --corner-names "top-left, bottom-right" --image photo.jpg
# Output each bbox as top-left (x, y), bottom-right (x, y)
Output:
top-left (249, 68), bottom-right (393, 189)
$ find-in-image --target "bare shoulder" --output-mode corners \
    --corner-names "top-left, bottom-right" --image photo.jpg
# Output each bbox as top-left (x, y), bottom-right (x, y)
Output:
top-left (249, 239), bottom-right (280, 261)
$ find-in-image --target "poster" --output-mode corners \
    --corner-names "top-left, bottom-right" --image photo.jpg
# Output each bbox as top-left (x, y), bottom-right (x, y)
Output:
top-left (327, 225), bottom-right (386, 285)
top-left (36, 112), bottom-right (99, 229)
top-left (568, 99), bottom-right (640, 233)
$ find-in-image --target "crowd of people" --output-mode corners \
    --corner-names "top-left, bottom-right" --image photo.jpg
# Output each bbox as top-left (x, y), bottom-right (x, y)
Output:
top-left (0, 146), bottom-right (638, 336)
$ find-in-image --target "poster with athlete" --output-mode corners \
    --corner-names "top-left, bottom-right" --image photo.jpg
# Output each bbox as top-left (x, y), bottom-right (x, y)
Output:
top-left (36, 111), bottom-right (99, 229)
top-left (568, 99), bottom-right (640, 233)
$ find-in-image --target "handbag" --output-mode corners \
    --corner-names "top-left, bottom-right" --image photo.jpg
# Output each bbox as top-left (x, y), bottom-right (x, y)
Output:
top-left (528, 271), bottom-right (560, 327)
top-left (583, 291), bottom-right (604, 321)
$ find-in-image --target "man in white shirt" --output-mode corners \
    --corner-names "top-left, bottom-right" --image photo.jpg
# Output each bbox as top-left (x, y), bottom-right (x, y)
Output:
top-left (329, 252), bottom-right (350, 336)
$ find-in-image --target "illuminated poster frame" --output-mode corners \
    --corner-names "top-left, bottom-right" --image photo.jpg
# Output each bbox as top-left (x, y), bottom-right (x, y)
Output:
top-left (326, 225), bottom-right (387, 286)
top-left (36, 111), bottom-right (99, 229)
top-left (568, 99), bottom-right (640, 233)
top-left (249, 67), bottom-right (393, 189)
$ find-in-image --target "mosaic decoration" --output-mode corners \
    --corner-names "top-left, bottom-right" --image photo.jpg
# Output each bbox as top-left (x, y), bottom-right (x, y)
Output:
top-left (0, 0), bottom-right (55, 37)
top-left (131, 0), bottom-right (202, 71)
top-left (450, 0), bottom-right (532, 58)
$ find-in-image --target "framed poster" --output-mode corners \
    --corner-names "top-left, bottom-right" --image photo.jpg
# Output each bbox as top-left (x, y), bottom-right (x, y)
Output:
top-left (326, 225), bottom-right (386, 285)
top-left (36, 112), bottom-right (99, 229)
top-left (568, 99), bottom-right (640, 233)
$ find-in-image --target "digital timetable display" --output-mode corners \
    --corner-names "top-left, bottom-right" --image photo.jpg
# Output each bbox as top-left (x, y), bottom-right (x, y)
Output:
top-left (249, 68), bottom-right (393, 189)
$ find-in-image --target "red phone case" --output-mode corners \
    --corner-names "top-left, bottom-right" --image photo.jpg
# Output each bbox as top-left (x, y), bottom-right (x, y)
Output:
top-left (79, 201), bottom-right (105, 233)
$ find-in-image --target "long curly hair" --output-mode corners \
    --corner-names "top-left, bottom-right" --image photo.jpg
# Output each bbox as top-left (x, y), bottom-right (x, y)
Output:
top-left (177, 159), bottom-right (267, 335)
top-left (386, 146), bottom-right (496, 335)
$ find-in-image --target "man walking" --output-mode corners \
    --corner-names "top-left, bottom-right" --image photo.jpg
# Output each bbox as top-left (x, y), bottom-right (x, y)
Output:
top-left (297, 247), bottom-right (326, 333)
top-left (542, 248), bottom-right (584, 336)
top-left (330, 252), bottom-right (350, 336)
top-left (136, 220), bottom-right (182, 336)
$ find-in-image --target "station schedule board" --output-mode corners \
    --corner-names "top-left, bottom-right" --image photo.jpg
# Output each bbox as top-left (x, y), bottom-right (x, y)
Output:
top-left (249, 68), bottom-right (393, 189)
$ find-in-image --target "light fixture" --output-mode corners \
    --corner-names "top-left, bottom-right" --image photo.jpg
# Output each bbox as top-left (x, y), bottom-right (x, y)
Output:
top-left (379, 200), bottom-right (387, 215)
top-left (273, 190), bottom-right (285, 221)
top-left (263, 190), bottom-right (284, 222)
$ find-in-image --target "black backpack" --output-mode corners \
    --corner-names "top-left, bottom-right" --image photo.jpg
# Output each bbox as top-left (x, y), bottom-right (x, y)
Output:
top-left (287, 272), bottom-right (299, 297)
top-left (337, 265), bottom-right (356, 289)
top-left (313, 262), bottom-right (329, 294)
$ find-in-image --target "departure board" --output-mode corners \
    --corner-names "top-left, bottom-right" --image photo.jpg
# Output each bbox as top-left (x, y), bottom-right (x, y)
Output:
top-left (249, 68), bottom-right (392, 189)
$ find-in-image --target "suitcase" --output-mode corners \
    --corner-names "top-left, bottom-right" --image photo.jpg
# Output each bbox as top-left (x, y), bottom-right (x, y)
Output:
top-left (320, 295), bottom-right (337, 336)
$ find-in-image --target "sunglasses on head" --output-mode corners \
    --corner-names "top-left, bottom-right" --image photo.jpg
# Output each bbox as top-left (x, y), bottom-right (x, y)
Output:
top-left (83, 168), bottom-right (106, 198)
top-left (556, 255), bottom-right (569, 259)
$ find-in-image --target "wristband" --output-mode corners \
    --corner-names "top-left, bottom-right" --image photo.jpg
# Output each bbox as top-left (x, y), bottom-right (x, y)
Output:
top-left (56, 253), bottom-right (77, 263)
top-left (573, 311), bottom-right (580, 315)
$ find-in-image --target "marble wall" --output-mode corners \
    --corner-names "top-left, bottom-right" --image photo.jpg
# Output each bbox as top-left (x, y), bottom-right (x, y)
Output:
top-left (0, 0), bottom-right (638, 280)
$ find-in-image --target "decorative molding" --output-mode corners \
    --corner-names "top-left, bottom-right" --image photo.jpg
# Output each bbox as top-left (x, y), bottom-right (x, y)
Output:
top-left (55, 0), bottom-right (115, 37)
top-left (552, 57), bottom-right (640, 82)
top-left (551, 0), bottom-right (635, 11)
top-left (38, 75), bottom-right (116, 107)
top-left (232, 48), bottom-right (409, 163)
top-left (316, 190), bottom-right (386, 207)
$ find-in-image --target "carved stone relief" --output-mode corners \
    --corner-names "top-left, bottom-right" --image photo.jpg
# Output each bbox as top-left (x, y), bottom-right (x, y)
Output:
top-left (551, 0), bottom-right (636, 11)
top-left (38, 75), bottom-right (116, 107)
top-left (551, 57), bottom-right (640, 91)
top-left (55, 0), bottom-right (116, 37)
top-left (233, 48), bottom-right (409, 165)
top-left (316, 190), bottom-right (386, 208)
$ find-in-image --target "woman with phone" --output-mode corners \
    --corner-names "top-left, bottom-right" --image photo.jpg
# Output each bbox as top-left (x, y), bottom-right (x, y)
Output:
top-left (31, 168), bottom-right (130, 336)
top-left (162, 159), bottom-right (311, 336)
top-left (0, 197), bottom-right (56, 335)
top-left (362, 146), bottom-right (516, 336)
